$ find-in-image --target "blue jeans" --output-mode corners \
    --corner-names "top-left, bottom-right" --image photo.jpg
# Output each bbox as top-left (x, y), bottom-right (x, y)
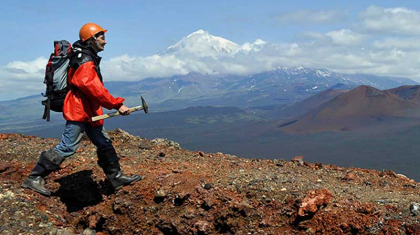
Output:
top-left (54, 121), bottom-right (113, 158)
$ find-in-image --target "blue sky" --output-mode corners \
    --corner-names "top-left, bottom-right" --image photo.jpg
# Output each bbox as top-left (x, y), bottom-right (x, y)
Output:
top-left (2, 0), bottom-right (420, 100)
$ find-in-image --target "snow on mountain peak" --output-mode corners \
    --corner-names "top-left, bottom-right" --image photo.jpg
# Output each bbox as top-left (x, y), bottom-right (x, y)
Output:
top-left (161, 30), bottom-right (240, 57)
top-left (187, 29), bottom-right (207, 37)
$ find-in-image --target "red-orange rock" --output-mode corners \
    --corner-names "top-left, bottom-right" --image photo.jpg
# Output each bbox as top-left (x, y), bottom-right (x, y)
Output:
top-left (298, 189), bottom-right (333, 217)
top-left (314, 162), bottom-right (323, 170)
top-left (291, 156), bottom-right (304, 165)
top-left (88, 215), bottom-right (97, 229)
top-left (195, 220), bottom-right (210, 233)
top-left (291, 156), bottom-right (303, 162)
top-left (343, 172), bottom-right (356, 181)
top-left (0, 163), bottom-right (10, 173)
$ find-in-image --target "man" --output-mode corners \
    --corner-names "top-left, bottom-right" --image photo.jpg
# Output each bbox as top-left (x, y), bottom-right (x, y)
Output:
top-left (21, 23), bottom-right (142, 196)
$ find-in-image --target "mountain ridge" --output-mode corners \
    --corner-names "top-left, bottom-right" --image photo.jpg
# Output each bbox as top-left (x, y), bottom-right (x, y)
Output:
top-left (278, 85), bottom-right (420, 133)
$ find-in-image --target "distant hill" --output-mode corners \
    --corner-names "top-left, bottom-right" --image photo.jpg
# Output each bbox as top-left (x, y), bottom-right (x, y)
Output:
top-left (278, 85), bottom-right (420, 133)
top-left (386, 85), bottom-right (420, 104)
top-left (271, 88), bottom-right (349, 119)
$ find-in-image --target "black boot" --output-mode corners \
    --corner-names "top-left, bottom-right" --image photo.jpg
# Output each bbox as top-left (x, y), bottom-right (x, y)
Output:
top-left (21, 149), bottom-right (64, 197)
top-left (104, 162), bottom-right (143, 190)
top-left (22, 164), bottom-right (51, 196)
top-left (22, 175), bottom-right (51, 196)
top-left (97, 148), bottom-right (143, 190)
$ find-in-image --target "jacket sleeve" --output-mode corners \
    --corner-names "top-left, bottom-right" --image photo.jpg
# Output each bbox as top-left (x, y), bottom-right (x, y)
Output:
top-left (71, 61), bottom-right (125, 110)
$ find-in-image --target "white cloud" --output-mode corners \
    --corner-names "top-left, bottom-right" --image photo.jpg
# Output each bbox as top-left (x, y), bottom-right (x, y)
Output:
top-left (0, 57), bottom-right (48, 100)
top-left (372, 38), bottom-right (420, 49)
top-left (358, 5), bottom-right (420, 35)
top-left (275, 10), bottom-right (348, 24)
top-left (242, 39), bottom-right (266, 52)
top-left (326, 29), bottom-right (367, 46)
top-left (102, 41), bottom-right (305, 81)
top-left (104, 54), bottom-right (190, 80)
top-left (4, 57), bottom-right (47, 80)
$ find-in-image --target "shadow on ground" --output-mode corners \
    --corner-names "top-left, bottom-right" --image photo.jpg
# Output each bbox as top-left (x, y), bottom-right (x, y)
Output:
top-left (53, 170), bottom-right (113, 212)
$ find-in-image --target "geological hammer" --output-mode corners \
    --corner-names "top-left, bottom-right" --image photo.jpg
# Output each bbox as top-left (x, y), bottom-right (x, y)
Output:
top-left (91, 96), bottom-right (149, 122)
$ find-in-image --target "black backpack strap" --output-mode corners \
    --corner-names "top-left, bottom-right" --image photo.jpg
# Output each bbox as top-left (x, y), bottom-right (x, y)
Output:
top-left (69, 48), bottom-right (94, 70)
top-left (42, 98), bottom-right (51, 122)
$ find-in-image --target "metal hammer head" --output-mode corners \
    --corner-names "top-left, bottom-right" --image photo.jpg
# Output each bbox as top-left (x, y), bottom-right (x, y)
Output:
top-left (141, 96), bottom-right (149, 114)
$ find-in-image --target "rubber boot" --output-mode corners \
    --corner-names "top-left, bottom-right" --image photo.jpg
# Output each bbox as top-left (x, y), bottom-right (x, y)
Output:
top-left (21, 164), bottom-right (52, 196)
top-left (104, 161), bottom-right (143, 190)
top-left (21, 149), bottom-right (64, 197)
top-left (97, 148), bottom-right (143, 190)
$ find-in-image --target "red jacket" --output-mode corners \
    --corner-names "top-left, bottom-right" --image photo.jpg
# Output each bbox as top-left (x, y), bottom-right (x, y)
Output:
top-left (63, 42), bottom-right (124, 126)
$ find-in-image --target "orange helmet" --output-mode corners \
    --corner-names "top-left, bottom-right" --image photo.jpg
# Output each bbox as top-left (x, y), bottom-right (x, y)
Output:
top-left (79, 23), bottom-right (108, 42)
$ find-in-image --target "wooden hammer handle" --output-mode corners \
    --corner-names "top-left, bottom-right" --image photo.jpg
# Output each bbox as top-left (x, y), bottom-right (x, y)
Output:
top-left (91, 105), bottom-right (144, 122)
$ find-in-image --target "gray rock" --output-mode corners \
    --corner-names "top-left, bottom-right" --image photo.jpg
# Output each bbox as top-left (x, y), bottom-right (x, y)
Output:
top-left (155, 189), bottom-right (167, 198)
top-left (410, 202), bottom-right (420, 216)
top-left (151, 138), bottom-right (181, 149)
top-left (82, 228), bottom-right (97, 235)
top-left (203, 183), bottom-right (214, 190)
top-left (50, 228), bottom-right (76, 235)
top-left (0, 225), bottom-right (8, 233)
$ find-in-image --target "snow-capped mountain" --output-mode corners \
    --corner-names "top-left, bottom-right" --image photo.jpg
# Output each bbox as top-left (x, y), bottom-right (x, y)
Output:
top-left (102, 67), bottom-right (419, 112)
top-left (159, 29), bottom-right (240, 57)
top-left (253, 67), bottom-right (417, 90)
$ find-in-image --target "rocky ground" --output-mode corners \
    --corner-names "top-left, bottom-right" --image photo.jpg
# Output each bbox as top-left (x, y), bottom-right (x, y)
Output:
top-left (1, 129), bottom-right (420, 235)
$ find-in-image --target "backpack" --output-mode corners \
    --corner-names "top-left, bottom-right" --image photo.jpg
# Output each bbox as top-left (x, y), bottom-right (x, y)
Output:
top-left (42, 40), bottom-right (73, 122)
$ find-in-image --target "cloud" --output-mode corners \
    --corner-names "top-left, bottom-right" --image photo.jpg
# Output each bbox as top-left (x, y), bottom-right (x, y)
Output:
top-left (103, 54), bottom-right (190, 80)
top-left (274, 10), bottom-right (348, 24)
top-left (0, 57), bottom-right (48, 100)
top-left (326, 29), bottom-right (367, 46)
top-left (242, 39), bottom-right (267, 52)
top-left (102, 40), bottom-right (304, 81)
top-left (4, 57), bottom-right (47, 79)
top-left (372, 38), bottom-right (420, 49)
top-left (358, 5), bottom-right (420, 35)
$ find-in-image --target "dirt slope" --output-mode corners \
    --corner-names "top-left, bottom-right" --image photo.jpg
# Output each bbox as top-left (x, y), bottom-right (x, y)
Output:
top-left (1, 129), bottom-right (420, 234)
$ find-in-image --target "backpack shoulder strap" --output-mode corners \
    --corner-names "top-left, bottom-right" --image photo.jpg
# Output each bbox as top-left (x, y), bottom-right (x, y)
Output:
top-left (42, 98), bottom-right (51, 121)
top-left (69, 48), bottom-right (95, 70)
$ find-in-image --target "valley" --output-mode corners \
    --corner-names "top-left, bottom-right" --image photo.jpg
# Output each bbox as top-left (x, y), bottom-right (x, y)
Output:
top-left (2, 68), bottom-right (420, 181)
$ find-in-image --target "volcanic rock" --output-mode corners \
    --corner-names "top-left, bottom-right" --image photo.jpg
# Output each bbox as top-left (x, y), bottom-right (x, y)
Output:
top-left (0, 130), bottom-right (420, 234)
top-left (297, 189), bottom-right (332, 217)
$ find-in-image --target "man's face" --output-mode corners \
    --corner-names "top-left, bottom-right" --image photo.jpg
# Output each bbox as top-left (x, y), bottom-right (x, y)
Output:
top-left (93, 34), bottom-right (107, 52)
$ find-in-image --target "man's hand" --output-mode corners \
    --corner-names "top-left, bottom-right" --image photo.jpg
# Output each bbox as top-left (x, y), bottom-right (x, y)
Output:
top-left (118, 105), bottom-right (131, 116)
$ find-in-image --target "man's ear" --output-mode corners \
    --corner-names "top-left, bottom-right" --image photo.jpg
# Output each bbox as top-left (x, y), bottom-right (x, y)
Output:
top-left (86, 38), bottom-right (96, 47)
